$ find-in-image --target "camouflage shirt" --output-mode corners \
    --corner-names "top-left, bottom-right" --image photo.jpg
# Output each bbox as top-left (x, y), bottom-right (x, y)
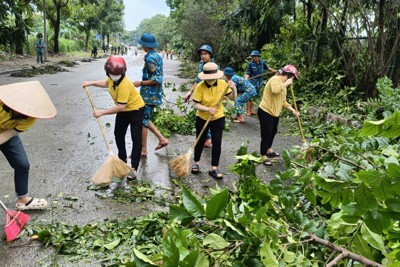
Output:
top-left (140, 50), bottom-right (163, 106)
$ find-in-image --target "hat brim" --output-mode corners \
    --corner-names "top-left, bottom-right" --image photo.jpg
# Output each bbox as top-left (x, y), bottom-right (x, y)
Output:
top-left (198, 70), bottom-right (224, 80)
top-left (138, 40), bottom-right (159, 48)
top-left (0, 81), bottom-right (57, 119)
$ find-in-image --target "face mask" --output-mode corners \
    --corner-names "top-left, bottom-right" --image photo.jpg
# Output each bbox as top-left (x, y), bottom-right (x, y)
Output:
top-left (205, 79), bottom-right (217, 85)
top-left (109, 74), bottom-right (122, 81)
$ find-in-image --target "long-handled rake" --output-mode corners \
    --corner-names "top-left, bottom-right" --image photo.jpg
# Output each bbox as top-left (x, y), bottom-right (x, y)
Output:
top-left (0, 200), bottom-right (30, 242)
top-left (170, 87), bottom-right (229, 177)
top-left (289, 84), bottom-right (306, 143)
top-left (84, 86), bottom-right (132, 186)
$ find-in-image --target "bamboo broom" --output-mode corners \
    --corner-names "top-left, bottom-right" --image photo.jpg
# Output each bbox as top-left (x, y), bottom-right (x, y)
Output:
top-left (84, 86), bottom-right (132, 186)
top-left (170, 86), bottom-right (230, 177)
top-left (289, 84), bottom-right (306, 143)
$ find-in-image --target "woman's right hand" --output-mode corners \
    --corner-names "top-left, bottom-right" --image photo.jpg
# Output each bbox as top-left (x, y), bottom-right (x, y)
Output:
top-left (284, 78), bottom-right (293, 87)
top-left (208, 107), bottom-right (217, 115)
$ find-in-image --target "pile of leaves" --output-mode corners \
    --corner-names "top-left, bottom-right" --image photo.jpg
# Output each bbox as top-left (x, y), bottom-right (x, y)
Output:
top-left (57, 60), bottom-right (79, 67)
top-left (10, 65), bottom-right (69, 77)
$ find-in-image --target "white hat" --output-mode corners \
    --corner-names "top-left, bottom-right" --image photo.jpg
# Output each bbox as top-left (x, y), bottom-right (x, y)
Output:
top-left (0, 81), bottom-right (57, 119)
top-left (198, 62), bottom-right (224, 80)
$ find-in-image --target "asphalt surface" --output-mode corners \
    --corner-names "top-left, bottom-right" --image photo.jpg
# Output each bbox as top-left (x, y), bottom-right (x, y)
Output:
top-left (0, 51), bottom-right (301, 266)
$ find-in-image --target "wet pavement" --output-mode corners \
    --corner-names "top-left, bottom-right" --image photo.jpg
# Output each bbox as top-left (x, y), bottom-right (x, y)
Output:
top-left (0, 51), bottom-right (301, 266)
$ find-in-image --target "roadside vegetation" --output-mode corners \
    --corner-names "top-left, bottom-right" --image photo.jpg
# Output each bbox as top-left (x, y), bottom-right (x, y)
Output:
top-left (1, 0), bottom-right (400, 266)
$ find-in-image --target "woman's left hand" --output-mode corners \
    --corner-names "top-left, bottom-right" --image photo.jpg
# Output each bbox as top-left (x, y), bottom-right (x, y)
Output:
top-left (292, 110), bottom-right (300, 118)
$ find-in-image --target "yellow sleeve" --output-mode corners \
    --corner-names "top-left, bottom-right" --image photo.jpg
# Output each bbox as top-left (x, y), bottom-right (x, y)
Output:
top-left (15, 118), bottom-right (36, 132)
top-left (225, 87), bottom-right (232, 96)
top-left (193, 84), bottom-right (203, 103)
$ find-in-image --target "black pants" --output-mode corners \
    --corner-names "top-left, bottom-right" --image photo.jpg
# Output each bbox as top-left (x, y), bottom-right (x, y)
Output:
top-left (114, 107), bottom-right (144, 170)
top-left (257, 108), bottom-right (279, 156)
top-left (194, 116), bottom-right (225, 166)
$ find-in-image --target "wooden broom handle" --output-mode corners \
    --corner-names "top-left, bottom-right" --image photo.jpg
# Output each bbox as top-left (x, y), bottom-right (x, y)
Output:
top-left (290, 84), bottom-right (306, 143)
top-left (84, 86), bottom-right (113, 152)
top-left (191, 86), bottom-right (230, 149)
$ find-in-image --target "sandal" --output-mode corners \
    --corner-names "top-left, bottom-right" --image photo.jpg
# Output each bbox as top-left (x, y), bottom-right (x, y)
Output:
top-left (233, 119), bottom-right (245, 124)
top-left (209, 169), bottom-right (223, 179)
top-left (126, 169), bottom-right (137, 181)
top-left (203, 139), bottom-right (212, 147)
top-left (266, 151), bottom-right (280, 157)
top-left (191, 164), bottom-right (200, 174)
top-left (263, 158), bottom-right (273, 166)
top-left (16, 198), bottom-right (48, 210)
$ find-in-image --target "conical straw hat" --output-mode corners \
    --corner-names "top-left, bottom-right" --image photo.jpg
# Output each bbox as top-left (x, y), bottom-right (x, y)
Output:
top-left (0, 81), bottom-right (57, 119)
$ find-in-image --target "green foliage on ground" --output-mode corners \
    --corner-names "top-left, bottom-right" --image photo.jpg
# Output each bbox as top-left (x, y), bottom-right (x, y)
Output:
top-left (23, 111), bottom-right (400, 266)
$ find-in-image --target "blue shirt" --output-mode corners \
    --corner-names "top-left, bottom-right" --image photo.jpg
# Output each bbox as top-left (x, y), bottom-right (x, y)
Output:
top-left (35, 40), bottom-right (45, 52)
top-left (140, 50), bottom-right (163, 106)
top-left (231, 75), bottom-right (256, 93)
top-left (245, 59), bottom-right (269, 89)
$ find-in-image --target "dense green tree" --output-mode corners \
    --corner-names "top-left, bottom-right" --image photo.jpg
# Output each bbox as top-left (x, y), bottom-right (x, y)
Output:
top-left (0, 1), bottom-right (33, 54)
top-left (70, 0), bottom-right (100, 51)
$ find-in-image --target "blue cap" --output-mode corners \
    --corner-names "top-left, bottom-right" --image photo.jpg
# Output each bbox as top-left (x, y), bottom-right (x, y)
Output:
top-left (198, 44), bottom-right (214, 57)
top-left (250, 50), bottom-right (261, 57)
top-left (223, 67), bottom-right (235, 76)
top-left (138, 33), bottom-right (159, 48)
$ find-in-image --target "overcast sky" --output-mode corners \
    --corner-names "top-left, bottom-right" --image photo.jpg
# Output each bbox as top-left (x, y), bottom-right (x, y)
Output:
top-left (123, 0), bottom-right (170, 31)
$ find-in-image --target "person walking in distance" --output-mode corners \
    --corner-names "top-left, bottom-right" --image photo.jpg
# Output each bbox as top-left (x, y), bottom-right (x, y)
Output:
top-left (133, 33), bottom-right (169, 157)
top-left (35, 34), bottom-right (45, 64)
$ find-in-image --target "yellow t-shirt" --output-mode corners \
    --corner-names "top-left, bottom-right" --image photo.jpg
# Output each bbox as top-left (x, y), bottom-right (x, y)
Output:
top-left (0, 101), bottom-right (36, 132)
top-left (193, 80), bottom-right (232, 121)
top-left (259, 75), bottom-right (291, 117)
top-left (106, 76), bottom-right (145, 111)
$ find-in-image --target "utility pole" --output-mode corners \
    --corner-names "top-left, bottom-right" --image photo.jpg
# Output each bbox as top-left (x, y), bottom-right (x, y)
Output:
top-left (43, 0), bottom-right (48, 61)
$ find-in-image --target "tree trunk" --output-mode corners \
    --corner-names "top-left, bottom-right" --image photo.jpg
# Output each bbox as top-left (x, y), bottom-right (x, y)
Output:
top-left (53, 5), bottom-right (61, 53)
top-left (14, 11), bottom-right (25, 55)
top-left (85, 30), bottom-right (90, 51)
top-left (316, 6), bottom-right (328, 63)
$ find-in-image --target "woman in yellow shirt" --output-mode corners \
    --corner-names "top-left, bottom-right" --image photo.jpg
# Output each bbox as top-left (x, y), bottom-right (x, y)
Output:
top-left (82, 56), bottom-right (145, 180)
top-left (191, 62), bottom-right (237, 179)
top-left (258, 64), bottom-right (300, 166)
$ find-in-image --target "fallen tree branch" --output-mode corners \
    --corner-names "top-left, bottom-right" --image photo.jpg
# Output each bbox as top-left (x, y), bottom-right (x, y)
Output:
top-left (305, 234), bottom-right (383, 267)
top-left (312, 145), bottom-right (366, 170)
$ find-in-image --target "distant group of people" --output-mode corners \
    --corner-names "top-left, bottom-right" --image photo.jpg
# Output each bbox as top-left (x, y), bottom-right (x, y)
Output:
top-left (161, 49), bottom-right (179, 60)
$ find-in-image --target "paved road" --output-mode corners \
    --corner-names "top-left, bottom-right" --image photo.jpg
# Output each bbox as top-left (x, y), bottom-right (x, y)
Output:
top-left (0, 51), bottom-right (301, 266)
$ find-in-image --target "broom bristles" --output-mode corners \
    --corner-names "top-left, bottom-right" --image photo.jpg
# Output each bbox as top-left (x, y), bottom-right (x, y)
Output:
top-left (170, 149), bottom-right (193, 177)
top-left (91, 154), bottom-right (132, 186)
top-left (5, 210), bottom-right (30, 242)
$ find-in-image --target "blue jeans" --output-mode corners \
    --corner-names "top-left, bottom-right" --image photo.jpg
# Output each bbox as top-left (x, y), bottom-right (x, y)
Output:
top-left (37, 51), bottom-right (43, 63)
top-left (0, 135), bottom-right (30, 198)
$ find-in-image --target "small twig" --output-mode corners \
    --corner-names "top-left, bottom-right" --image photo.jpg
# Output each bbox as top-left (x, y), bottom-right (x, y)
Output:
top-left (325, 250), bottom-right (337, 265)
top-left (291, 161), bottom-right (307, 168)
top-left (355, 152), bottom-right (376, 168)
top-left (327, 252), bottom-right (349, 267)
top-left (312, 145), bottom-right (366, 170)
